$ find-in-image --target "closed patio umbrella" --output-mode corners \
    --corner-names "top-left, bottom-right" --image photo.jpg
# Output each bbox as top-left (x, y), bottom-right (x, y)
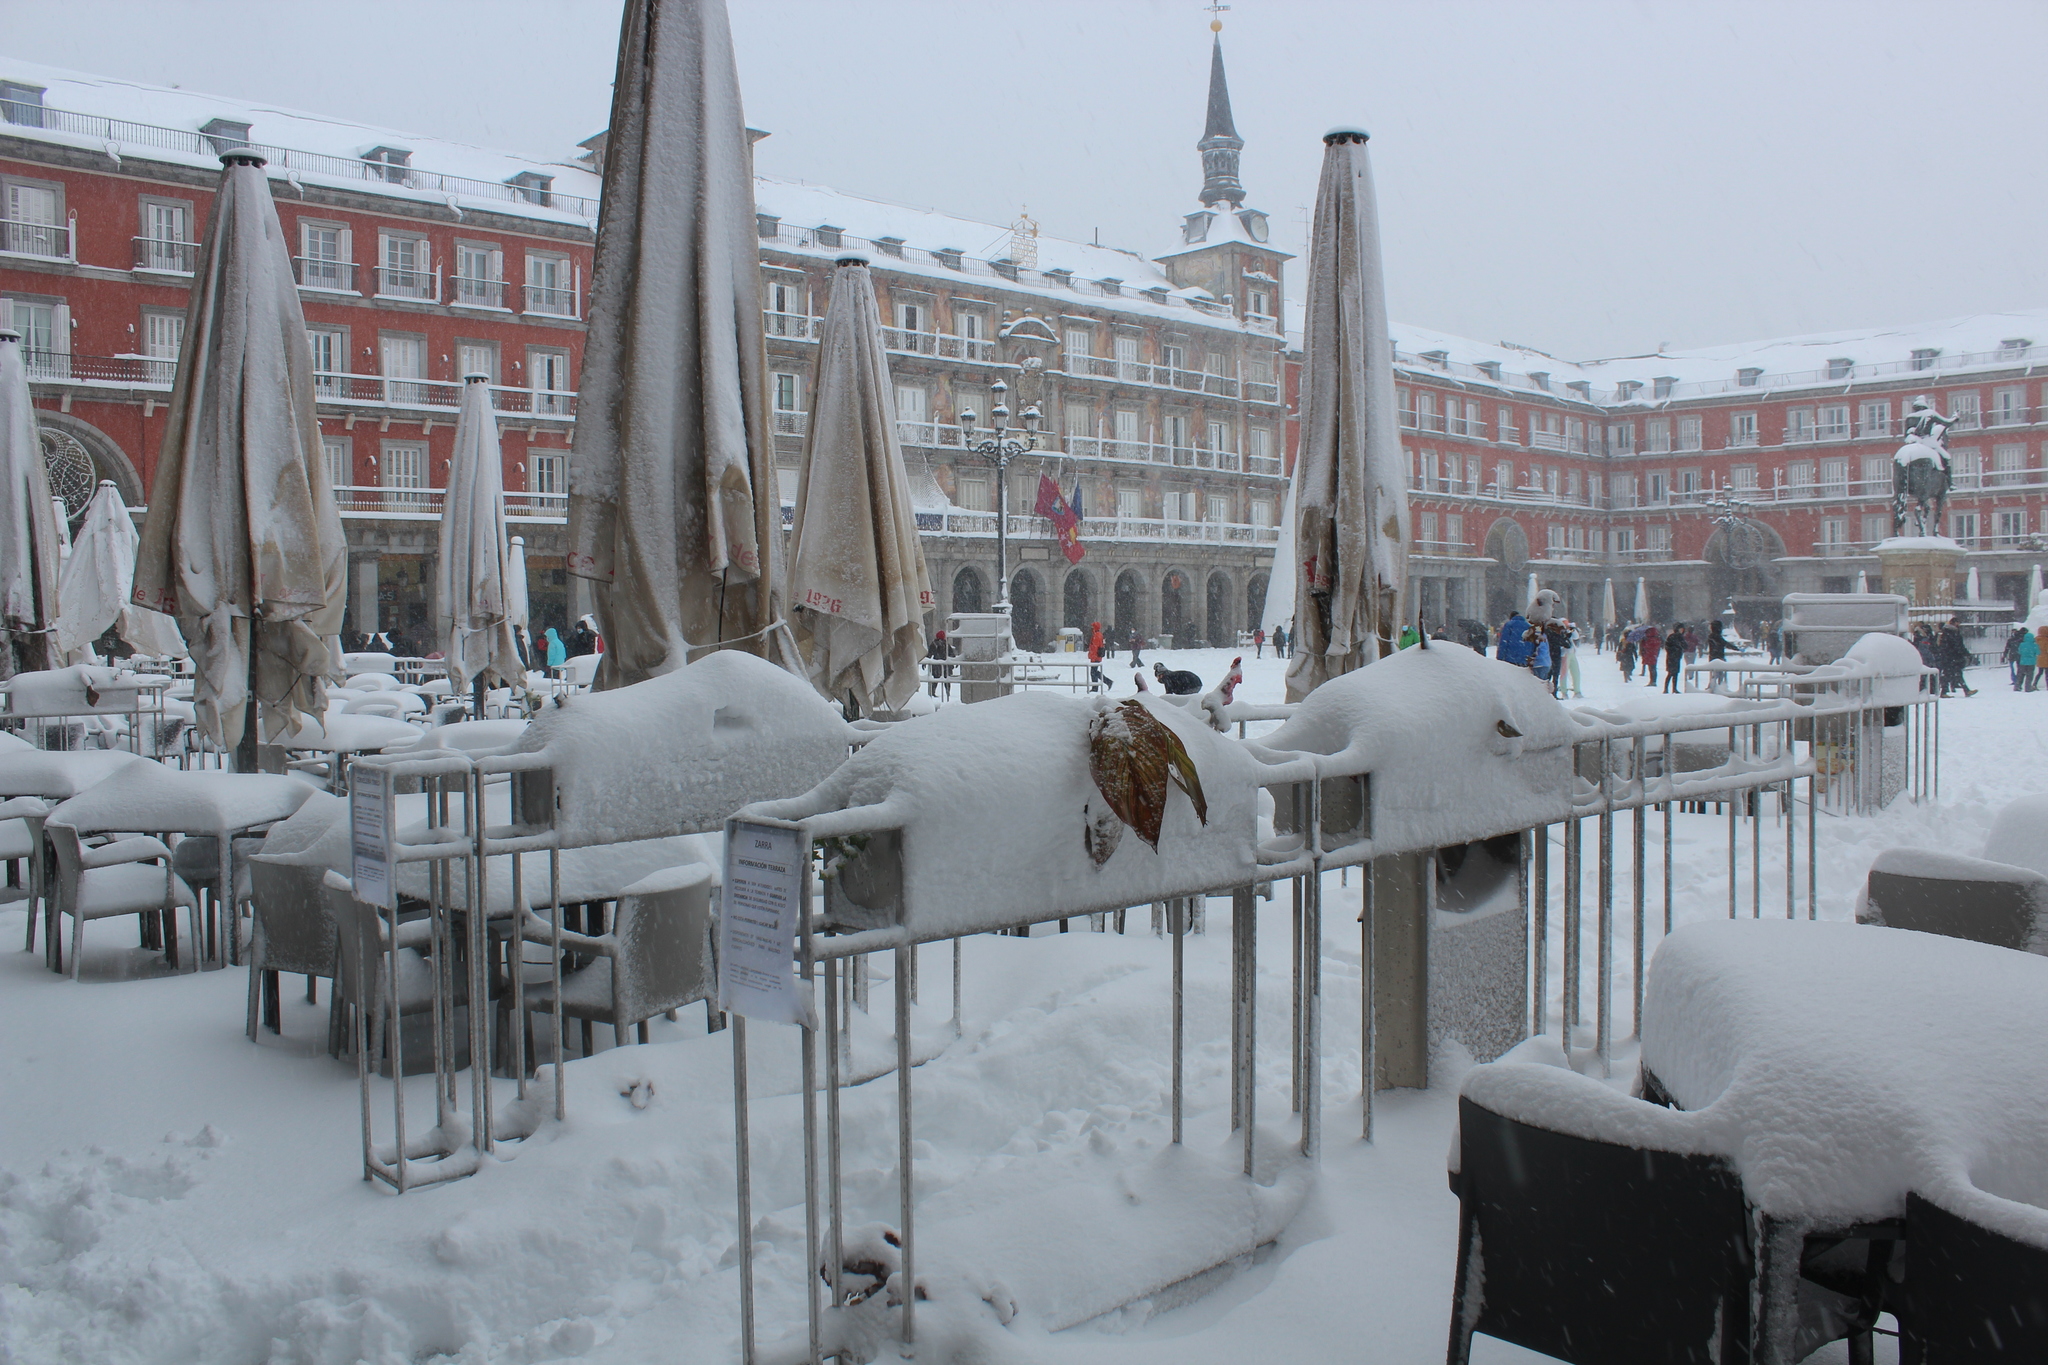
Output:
top-left (2033, 564), bottom-right (2044, 611)
top-left (506, 534), bottom-right (530, 664)
top-left (56, 480), bottom-right (186, 662)
top-left (1633, 577), bottom-right (1649, 623)
top-left (132, 149), bottom-right (347, 769)
top-left (1600, 579), bottom-right (1617, 630)
top-left (1855, 569), bottom-right (1868, 593)
top-left (567, 0), bottom-right (796, 688)
top-left (1526, 571), bottom-right (1540, 612)
top-left (785, 257), bottom-right (934, 713)
top-left (434, 374), bottom-right (524, 709)
top-left (0, 328), bottom-right (63, 678)
top-left (1965, 565), bottom-right (1980, 604)
top-left (1286, 128), bottom-right (1407, 701)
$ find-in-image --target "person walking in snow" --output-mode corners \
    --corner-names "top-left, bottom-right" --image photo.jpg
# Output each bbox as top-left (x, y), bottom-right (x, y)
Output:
top-left (1938, 618), bottom-right (1977, 697)
top-left (1706, 619), bottom-right (1730, 692)
top-left (1086, 621), bottom-right (1106, 691)
top-left (1617, 631), bottom-right (1638, 683)
top-left (1663, 625), bottom-right (1687, 694)
top-left (1128, 629), bottom-right (1144, 669)
top-left (2019, 625), bottom-right (2040, 692)
top-left (2004, 626), bottom-right (2025, 690)
top-left (1253, 626), bottom-right (1266, 659)
top-left (1641, 624), bottom-right (1663, 687)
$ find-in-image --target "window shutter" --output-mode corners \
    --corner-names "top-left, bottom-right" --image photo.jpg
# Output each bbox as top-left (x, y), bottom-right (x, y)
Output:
top-left (50, 303), bottom-right (70, 357)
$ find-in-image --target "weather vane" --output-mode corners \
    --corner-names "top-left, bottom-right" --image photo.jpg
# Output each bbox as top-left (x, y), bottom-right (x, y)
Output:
top-left (1206, 2), bottom-right (1230, 32)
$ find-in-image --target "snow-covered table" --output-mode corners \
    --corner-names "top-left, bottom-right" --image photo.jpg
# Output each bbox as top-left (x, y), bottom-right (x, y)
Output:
top-left (49, 763), bottom-right (316, 966)
top-left (0, 748), bottom-right (145, 800)
top-left (1640, 919), bottom-right (2048, 1350)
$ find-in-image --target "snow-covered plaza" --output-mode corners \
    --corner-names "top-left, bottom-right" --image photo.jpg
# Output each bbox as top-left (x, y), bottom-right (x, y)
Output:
top-left (1, 642), bottom-right (2041, 1364)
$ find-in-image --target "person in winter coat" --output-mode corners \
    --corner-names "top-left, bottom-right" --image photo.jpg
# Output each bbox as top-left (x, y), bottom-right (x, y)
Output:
top-left (544, 627), bottom-right (567, 669)
top-left (1253, 626), bottom-right (1266, 659)
top-left (1543, 620), bottom-right (1571, 696)
top-left (1496, 612), bottom-right (1536, 667)
top-left (1641, 624), bottom-right (1663, 686)
top-left (2004, 627), bottom-right (2026, 689)
top-left (930, 630), bottom-right (953, 699)
top-left (2017, 627), bottom-right (2040, 692)
top-left (1938, 619), bottom-right (1977, 697)
top-left (1561, 621), bottom-right (1583, 697)
top-left (1399, 623), bottom-right (1421, 650)
top-left (1705, 620), bottom-right (1729, 692)
top-left (1617, 632), bottom-right (1638, 682)
top-left (1528, 631), bottom-right (1552, 678)
top-left (567, 621), bottom-right (597, 658)
top-left (1912, 622), bottom-right (1939, 673)
top-left (1663, 625), bottom-right (1687, 694)
top-left (1086, 622), bottom-right (1106, 690)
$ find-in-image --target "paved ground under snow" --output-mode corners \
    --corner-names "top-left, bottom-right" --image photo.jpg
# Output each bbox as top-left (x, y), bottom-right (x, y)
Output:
top-left (2, 643), bottom-right (2041, 1363)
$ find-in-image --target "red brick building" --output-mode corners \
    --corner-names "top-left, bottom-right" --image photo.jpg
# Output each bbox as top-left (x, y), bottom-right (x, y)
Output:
top-left (0, 63), bottom-right (596, 646)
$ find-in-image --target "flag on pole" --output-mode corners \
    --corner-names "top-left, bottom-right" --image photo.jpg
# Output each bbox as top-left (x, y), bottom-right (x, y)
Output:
top-left (1035, 473), bottom-right (1085, 564)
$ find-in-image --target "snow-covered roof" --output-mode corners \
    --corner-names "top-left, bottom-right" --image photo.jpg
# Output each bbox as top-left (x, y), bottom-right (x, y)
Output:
top-left (0, 58), bottom-right (603, 225)
top-left (1341, 305), bottom-right (2048, 410)
top-left (755, 176), bottom-right (1283, 340)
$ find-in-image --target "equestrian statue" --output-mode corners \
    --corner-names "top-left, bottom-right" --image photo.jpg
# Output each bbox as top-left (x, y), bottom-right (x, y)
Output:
top-left (1892, 395), bottom-right (1954, 538)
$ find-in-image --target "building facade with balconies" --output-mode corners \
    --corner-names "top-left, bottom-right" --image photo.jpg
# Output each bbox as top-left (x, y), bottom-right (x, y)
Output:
top-left (0, 62), bottom-right (594, 648)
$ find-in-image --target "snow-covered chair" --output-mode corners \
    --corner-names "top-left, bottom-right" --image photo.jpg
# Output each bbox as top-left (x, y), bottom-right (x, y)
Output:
top-left (505, 863), bottom-right (714, 1057)
top-left (344, 692), bottom-right (427, 720)
top-left (321, 871), bottom-right (449, 1075)
top-left (43, 820), bottom-right (199, 978)
top-left (346, 672), bottom-right (403, 692)
top-left (340, 652), bottom-right (399, 677)
top-left (1448, 1066), bottom-right (1757, 1365)
top-left (1859, 848), bottom-right (2048, 954)
top-left (245, 825), bottom-right (343, 1046)
top-left (4, 796), bottom-right (49, 952)
top-left (557, 653), bottom-right (601, 690)
top-left (1899, 1188), bottom-right (2048, 1359)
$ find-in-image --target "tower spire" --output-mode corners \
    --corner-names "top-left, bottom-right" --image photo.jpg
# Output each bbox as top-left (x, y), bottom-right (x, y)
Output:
top-left (1198, 31), bottom-right (1245, 208)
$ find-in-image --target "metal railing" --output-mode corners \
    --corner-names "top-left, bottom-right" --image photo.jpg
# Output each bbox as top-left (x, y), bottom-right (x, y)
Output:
top-left (375, 265), bottom-right (439, 302)
top-left (523, 283), bottom-right (579, 318)
top-left (451, 276), bottom-right (506, 308)
top-left (293, 256), bottom-right (355, 292)
top-left (0, 214), bottom-right (72, 260)
top-left (131, 235), bottom-right (196, 273)
top-left (0, 96), bottom-right (598, 219)
top-left (772, 410), bottom-right (807, 435)
top-left (329, 485), bottom-right (568, 520)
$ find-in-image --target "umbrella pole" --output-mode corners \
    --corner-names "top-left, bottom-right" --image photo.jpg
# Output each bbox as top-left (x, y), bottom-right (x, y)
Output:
top-left (236, 638), bottom-right (260, 774)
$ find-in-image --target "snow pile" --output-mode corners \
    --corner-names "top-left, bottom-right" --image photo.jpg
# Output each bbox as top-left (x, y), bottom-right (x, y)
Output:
top-left (48, 761), bottom-right (313, 836)
top-left (1984, 795), bottom-right (2048, 879)
top-left (1, 665), bottom-right (159, 716)
top-left (746, 690), bottom-right (1267, 935)
top-left (1641, 919), bottom-right (2048, 1225)
top-left (1255, 642), bottom-right (1578, 854)
top-left (510, 651), bottom-right (855, 848)
top-left (0, 747), bottom-right (143, 799)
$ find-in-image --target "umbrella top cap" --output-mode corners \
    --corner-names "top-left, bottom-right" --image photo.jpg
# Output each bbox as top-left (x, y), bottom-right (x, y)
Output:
top-left (834, 253), bottom-right (871, 268)
top-left (0, 328), bottom-right (18, 343)
top-left (463, 372), bottom-right (491, 384)
top-left (1323, 126), bottom-right (1370, 145)
top-left (218, 148), bottom-right (268, 168)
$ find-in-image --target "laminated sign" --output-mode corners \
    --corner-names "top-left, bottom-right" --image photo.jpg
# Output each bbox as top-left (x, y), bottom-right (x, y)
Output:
top-left (350, 764), bottom-right (398, 910)
top-left (719, 818), bottom-right (812, 1026)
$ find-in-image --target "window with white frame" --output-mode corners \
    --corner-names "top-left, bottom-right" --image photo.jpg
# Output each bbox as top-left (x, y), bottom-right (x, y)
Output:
top-left (1819, 404), bottom-right (1850, 439)
top-left (1951, 447), bottom-right (1982, 490)
top-left (1820, 459), bottom-right (1849, 494)
top-left (1113, 332), bottom-right (1142, 380)
top-left (381, 441), bottom-right (428, 507)
top-left (524, 252), bottom-right (575, 316)
top-left (1731, 464), bottom-right (1758, 491)
top-left (1861, 456), bottom-right (1889, 490)
top-left (1396, 387), bottom-right (1414, 427)
top-left (530, 451), bottom-right (565, 496)
top-left (1164, 413), bottom-right (1192, 458)
top-left (1992, 444), bottom-right (2026, 487)
top-left (306, 326), bottom-right (345, 395)
top-left (765, 277), bottom-right (807, 334)
top-left (1567, 469), bottom-right (1582, 500)
top-left (379, 332), bottom-right (425, 404)
top-left (1859, 400), bottom-right (1892, 437)
top-left (1250, 497), bottom-right (1274, 527)
top-left (1646, 418), bottom-right (1671, 454)
top-left (1647, 525), bottom-right (1672, 553)
top-left (1786, 461), bottom-right (1814, 491)
top-left (1949, 392), bottom-right (1981, 429)
top-left (1608, 422), bottom-right (1634, 455)
top-left (1612, 473), bottom-right (1638, 508)
top-left (1819, 518), bottom-right (1847, 550)
top-left (2, 176), bottom-right (65, 259)
top-left (529, 348), bottom-right (571, 415)
top-left (1495, 460), bottom-right (1513, 491)
top-left (1566, 417), bottom-right (1585, 453)
top-left (1445, 513), bottom-right (1463, 545)
top-left (1785, 408), bottom-right (1814, 443)
top-left (955, 472), bottom-right (990, 512)
top-left (1161, 341), bottom-right (1186, 373)
top-left (141, 309), bottom-right (183, 383)
top-left (1678, 416), bottom-right (1703, 451)
top-left (1113, 408), bottom-right (1142, 452)
top-left (1996, 509), bottom-right (2028, 546)
top-left (1443, 452), bottom-right (1462, 492)
top-left (377, 233), bottom-right (433, 300)
top-left (1729, 412), bottom-right (1758, 447)
top-left (1678, 469), bottom-right (1701, 495)
top-left (1950, 511), bottom-right (1978, 546)
top-left (1416, 391), bottom-right (1439, 432)
top-left (1418, 511), bottom-right (1438, 544)
top-left (1547, 525), bottom-right (1566, 552)
top-left (453, 242), bottom-right (504, 308)
top-left (1417, 450), bottom-right (1438, 490)
top-left (1647, 471), bottom-right (1669, 502)
top-left (1612, 527), bottom-right (1635, 553)
top-left (1063, 326), bottom-right (1091, 364)
top-left (1205, 419), bottom-right (1235, 455)
top-left (1063, 400), bottom-right (1092, 441)
top-left (1545, 468), bottom-right (1560, 497)
top-left (1497, 406), bottom-right (1515, 442)
top-left (297, 221), bottom-right (351, 291)
top-left (1247, 425), bottom-right (1274, 471)
top-left (956, 308), bottom-right (989, 357)
top-left (136, 198), bottom-right (192, 272)
top-left (1164, 488), bottom-right (1195, 523)
top-left (321, 436), bottom-right (351, 490)
top-left (456, 341), bottom-right (498, 387)
top-left (1993, 387), bottom-right (2026, 426)
top-left (1115, 486), bottom-right (1142, 520)
top-left (7, 296), bottom-right (68, 375)
top-left (1206, 493), bottom-right (1230, 523)
top-left (1862, 514), bottom-right (1890, 544)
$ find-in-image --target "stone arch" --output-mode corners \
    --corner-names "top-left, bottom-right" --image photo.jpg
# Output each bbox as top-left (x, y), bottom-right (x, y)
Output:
top-left (1205, 570), bottom-right (1234, 648)
top-left (35, 411), bottom-right (144, 518)
top-left (1246, 572), bottom-right (1270, 633)
top-left (1703, 519), bottom-right (1787, 631)
top-left (1113, 568), bottom-right (1144, 645)
top-left (1481, 517), bottom-right (1531, 626)
top-left (1061, 566), bottom-right (1097, 633)
top-left (1009, 568), bottom-right (1044, 651)
top-left (1159, 567), bottom-right (1194, 645)
top-left (950, 565), bottom-right (985, 616)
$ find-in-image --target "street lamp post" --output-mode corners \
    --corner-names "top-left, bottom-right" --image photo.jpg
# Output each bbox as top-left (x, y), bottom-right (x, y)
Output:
top-left (957, 378), bottom-right (1039, 617)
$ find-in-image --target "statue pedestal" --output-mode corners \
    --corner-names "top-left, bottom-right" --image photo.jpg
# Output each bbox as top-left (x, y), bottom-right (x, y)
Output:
top-left (1873, 537), bottom-right (1963, 607)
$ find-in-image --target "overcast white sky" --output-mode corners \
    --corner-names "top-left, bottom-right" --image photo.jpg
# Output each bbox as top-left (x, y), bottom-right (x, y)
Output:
top-left (6, 0), bottom-right (2044, 358)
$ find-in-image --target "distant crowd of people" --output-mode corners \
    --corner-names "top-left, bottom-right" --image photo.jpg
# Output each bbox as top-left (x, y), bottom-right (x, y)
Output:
top-left (2002, 622), bottom-right (2048, 693)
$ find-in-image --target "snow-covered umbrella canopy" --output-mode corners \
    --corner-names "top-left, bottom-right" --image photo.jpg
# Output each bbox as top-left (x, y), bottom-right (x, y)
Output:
top-left (566, 0), bottom-right (796, 688)
top-left (133, 150), bottom-right (346, 761)
top-left (1286, 128), bottom-right (1407, 702)
top-left (506, 535), bottom-right (530, 635)
top-left (1260, 477), bottom-right (1296, 637)
top-left (1633, 577), bottom-right (1648, 623)
top-left (1965, 565), bottom-right (1980, 603)
top-left (1855, 569), bottom-right (1868, 593)
top-left (0, 328), bottom-right (62, 678)
top-left (56, 480), bottom-right (186, 661)
top-left (1526, 572), bottom-right (1539, 612)
top-left (785, 257), bottom-right (935, 713)
top-left (1600, 579), bottom-right (1617, 629)
top-left (434, 375), bottom-right (523, 693)
top-left (2033, 564), bottom-right (2045, 610)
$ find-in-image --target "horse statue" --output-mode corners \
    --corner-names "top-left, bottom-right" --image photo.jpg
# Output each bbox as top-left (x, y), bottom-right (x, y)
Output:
top-left (1892, 396), bottom-right (1954, 538)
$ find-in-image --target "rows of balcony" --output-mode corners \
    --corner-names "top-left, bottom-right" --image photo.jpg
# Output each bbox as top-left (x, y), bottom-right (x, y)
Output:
top-left (878, 419), bottom-right (1283, 478)
top-left (329, 486), bottom-right (567, 520)
top-left (292, 256), bottom-right (581, 317)
top-left (18, 349), bottom-right (577, 418)
top-left (911, 510), bottom-right (1280, 547)
top-left (766, 311), bottom-right (1283, 406)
